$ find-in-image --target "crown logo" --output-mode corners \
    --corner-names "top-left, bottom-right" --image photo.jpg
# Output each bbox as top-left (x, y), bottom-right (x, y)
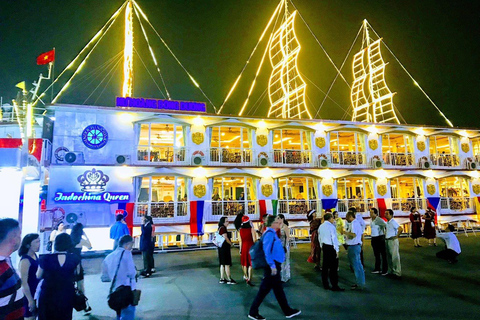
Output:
top-left (77, 168), bottom-right (110, 192)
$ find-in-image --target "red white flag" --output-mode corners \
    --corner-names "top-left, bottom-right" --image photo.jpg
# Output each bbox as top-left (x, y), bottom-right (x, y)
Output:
top-left (37, 49), bottom-right (55, 65)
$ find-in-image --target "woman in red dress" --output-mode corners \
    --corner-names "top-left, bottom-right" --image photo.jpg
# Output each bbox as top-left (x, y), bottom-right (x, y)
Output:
top-left (423, 208), bottom-right (437, 246)
top-left (239, 216), bottom-right (256, 286)
top-left (307, 209), bottom-right (322, 271)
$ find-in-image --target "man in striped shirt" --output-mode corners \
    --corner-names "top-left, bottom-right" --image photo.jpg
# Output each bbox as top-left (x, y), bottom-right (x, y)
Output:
top-left (0, 218), bottom-right (24, 320)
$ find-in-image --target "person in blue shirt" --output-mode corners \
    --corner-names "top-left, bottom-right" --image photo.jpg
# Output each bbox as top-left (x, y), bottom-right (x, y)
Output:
top-left (248, 215), bottom-right (301, 320)
top-left (110, 214), bottom-right (130, 250)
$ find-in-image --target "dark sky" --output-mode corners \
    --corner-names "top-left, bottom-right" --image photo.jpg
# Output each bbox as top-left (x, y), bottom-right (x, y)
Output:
top-left (1, 0), bottom-right (479, 128)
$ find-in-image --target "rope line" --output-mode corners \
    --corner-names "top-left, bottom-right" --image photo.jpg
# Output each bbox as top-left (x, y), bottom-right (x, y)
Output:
top-left (134, 46), bottom-right (167, 99)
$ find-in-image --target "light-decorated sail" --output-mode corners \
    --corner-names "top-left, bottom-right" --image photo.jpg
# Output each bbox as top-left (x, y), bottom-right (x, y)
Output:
top-left (351, 23), bottom-right (399, 124)
top-left (268, 10), bottom-right (311, 119)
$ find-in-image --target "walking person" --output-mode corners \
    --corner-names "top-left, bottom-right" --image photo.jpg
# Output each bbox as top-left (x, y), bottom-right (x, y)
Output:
top-left (0, 218), bottom-right (24, 319)
top-left (70, 223), bottom-right (93, 296)
top-left (110, 214), bottom-right (130, 250)
top-left (423, 208), bottom-right (437, 246)
top-left (369, 208), bottom-right (388, 275)
top-left (344, 211), bottom-right (365, 290)
top-left (248, 215), bottom-right (301, 320)
top-left (217, 217), bottom-right (236, 284)
top-left (307, 209), bottom-right (322, 271)
top-left (49, 221), bottom-right (66, 252)
top-left (436, 225), bottom-right (461, 264)
top-left (278, 214), bottom-right (291, 282)
top-left (239, 216), bottom-right (256, 286)
top-left (409, 207), bottom-right (423, 247)
top-left (140, 216), bottom-right (155, 277)
top-left (318, 213), bottom-right (344, 291)
top-left (385, 209), bottom-right (403, 278)
top-left (37, 233), bottom-right (81, 320)
top-left (101, 235), bottom-right (138, 320)
top-left (19, 233), bottom-right (41, 320)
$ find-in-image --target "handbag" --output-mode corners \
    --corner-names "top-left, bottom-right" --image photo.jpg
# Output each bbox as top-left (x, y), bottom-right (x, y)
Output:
top-left (212, 229), bottom-right (226, 247)
top-left (73, 288), bottom-right (87, 311)
top-left (107, 251), bottom-right (133, 312)
top-left (132, 289), bottom-right (142, 306)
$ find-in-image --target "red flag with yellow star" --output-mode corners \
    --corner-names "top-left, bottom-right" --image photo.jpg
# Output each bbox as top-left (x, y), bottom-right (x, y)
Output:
top-left (36, 49), bottom-right (55, 65)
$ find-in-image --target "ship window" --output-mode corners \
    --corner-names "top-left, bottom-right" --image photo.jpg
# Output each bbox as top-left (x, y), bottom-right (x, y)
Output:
top-left (429, 135), bottom-right (457, 155)
top-left (472, 138), bottom-right (480, 156)
top-left (272, 129), bottom-right (311, 151)
top-left (329, 131), bottom-right (365, 153)
top-left (212, 176), bottom-right (256, 216)
top-left (337, 177), bottom-right (374, 200)
top-left (439, 177), bottom-right (470, 198)
top-left (382, 134), bottom-right (413, 153)
top-left (137, 123), bottom-right (186, 162)
top-left (390, 177), bottom-right (424, 199)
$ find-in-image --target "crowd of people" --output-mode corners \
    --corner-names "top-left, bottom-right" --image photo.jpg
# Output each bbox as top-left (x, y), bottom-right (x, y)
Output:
top-left (0, 205), bottom-right (464, 320)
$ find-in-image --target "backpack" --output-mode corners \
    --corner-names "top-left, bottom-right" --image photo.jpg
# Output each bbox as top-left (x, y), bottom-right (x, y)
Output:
top-left (249, 230), bottom-right (275, 269)
top-left (212, 228), bottom-right (226, 247)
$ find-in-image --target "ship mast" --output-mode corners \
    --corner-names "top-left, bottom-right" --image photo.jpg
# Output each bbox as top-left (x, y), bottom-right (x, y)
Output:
top-left (122, 0), bottom-right (134, 97)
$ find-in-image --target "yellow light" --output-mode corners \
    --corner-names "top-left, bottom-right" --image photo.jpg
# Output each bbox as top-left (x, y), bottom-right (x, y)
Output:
top-left (415, 127), bottom-right (426, 136)
top-left (122, 1), bottom-right (134, 97)
top-left (373, 169), bottom-right (387, 179)
top-left (261, 168), bottom-right (272, 177)
top-left (367, 125), bottom-right (378, 134)
top-left (258, 120), bottom-right (267, 129)
top-left (118, 113), bottom-right (134, 123)
top-left (459, 130), bottom-right (469, 138)
top-left (192, 116), bottom-right (204, 127)
top-left (193, 167), bottom-right (207, 178)
top-left (425, 170), bottom-right (435, 179)
top-left (320, 169), bottom-right (333, 180)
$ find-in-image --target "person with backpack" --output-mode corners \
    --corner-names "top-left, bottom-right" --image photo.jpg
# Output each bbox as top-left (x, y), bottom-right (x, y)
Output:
top-left (248, 215), bottom-right (301, 320)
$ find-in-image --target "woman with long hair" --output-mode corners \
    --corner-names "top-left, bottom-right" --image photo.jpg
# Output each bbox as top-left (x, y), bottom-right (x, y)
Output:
top-left (37, 233), bottom-right (80, 320)
top-left (140, 215), bottom-right (155, 277)
top-left (278, 214), bottom-right (291, 282)
top-left (409, 207), bottom-right (423, 247)
top-left (218, 216), bottom-right (236, 284)
top-left (69, 223), bottom-right (92, 313)
top-left (19, 233), bottom-right (41, 320)
top-left (239, 215), bottom-right (256, 286)
top-left (49, 221), bottom-right (66, 252)
top-left (307, 209), bottom-right (322, 271)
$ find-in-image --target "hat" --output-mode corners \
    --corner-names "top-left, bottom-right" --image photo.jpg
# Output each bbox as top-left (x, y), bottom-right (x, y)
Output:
top-left (242, 216), bottom-right (250, 223)
top-left (307, 209), bottom-right (316, 217)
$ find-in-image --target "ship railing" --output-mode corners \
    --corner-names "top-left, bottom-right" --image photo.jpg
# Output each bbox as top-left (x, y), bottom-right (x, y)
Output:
top-left (209, 147), bottom-right (254, 166)
top-left (391, 198), bottom-right (426, 213)
top-left (278, 199), bottom-right (317, 218)
top-left (337, 199), bottom-right (375, 213)
top-left (329, 151), bottom-right (367, 167)
top-left (430, 153), bottom-right (460, 167)
top-left (209, 200), bottom-right (256, 218)
top-left (440, 197), bottom-right (472, 212)
top-left (383, 152), bottom-right (415, 167)
top-left (134, 201), bottom-right (189, 223)
top-left (136, 146), bottom-right (187, 164)
top-left (272, 149), bottom-right (312, 166)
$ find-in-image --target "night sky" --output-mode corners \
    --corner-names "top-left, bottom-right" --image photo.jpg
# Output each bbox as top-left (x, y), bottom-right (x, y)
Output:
top-left (1, 0), bottom-right (479, 128)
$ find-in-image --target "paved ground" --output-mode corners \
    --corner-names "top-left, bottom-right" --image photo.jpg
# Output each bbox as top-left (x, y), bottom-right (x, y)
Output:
top-left (73, 234), bottom-right (480, 320)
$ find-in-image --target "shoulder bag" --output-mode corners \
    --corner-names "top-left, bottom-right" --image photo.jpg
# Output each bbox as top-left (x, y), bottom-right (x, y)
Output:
top-left (213, 228), bottom-right (226, 247)
top-left (107, 250), bottom-right (134, 312)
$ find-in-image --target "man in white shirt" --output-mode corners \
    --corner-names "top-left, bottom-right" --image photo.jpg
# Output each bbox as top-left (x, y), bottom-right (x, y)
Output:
top-left (436, 224), bottom-right (461, 264)
top-left (318, 213), bottom-right (344, 291)
top-left (385, 209), bottom-right (403, 278)
top-left (351, 207), bottom-right (366, 267)
top-left (102, 235), bottom-right (138, 320)
top-left (344, 211), bottom-right (365, 290)
top-left (369, 208), bottom-right (388, 275)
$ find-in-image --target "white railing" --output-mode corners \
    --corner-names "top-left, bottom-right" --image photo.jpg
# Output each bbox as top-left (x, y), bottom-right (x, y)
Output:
top-left (273, 149), bottom-right (312, 166)
top-left (383, 153), bottom-right (415, 167)
top-left (209, 147), bottom-right (253, 165)
top-left (278, 199), bottom-right (318, 217)
top-left (440, 197), bottom-right (472, 211)
top-left (391, 198), bottom-right (426, 212)
top-left (210, 200), bottom-right (256, 217)
top-left (136, 146), bottom-right (187, 164)
top-left (337, 199), bottom-right (375, 213)
top-left (135, 201), bottom-right (189, 222)
top-left (330, 151), bottom-right (366, 166)
top-left (430, 153), bottom-right (460, 167)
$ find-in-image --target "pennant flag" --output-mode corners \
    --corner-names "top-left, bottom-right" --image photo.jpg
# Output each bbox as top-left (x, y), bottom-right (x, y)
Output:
top-left (37, 49), bottom-right (55, 65)
top-left (190, 200), bottom-right (205, 236)
top-left (377, 198), bottom-right (391, 220)
top-left (321, 199), bottom-right (338, 211)
top-left (259, 200), bottom-right (278, 216)
top-left (15, 81), bottom-right (26, 92)
top-left (426, 197), bottom-right (441, 224)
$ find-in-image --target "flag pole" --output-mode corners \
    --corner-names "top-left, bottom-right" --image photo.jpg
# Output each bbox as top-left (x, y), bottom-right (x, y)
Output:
top-left (51, 48), bottom-right (55, 102)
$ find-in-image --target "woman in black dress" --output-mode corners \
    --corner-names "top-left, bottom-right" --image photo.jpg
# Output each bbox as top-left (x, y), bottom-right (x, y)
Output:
top-left (19, 233), bottom-right (41, 320)
top-left (409, 207), bottom-right (423, 247)
top-left (423, 208), bottom-right (437, 246)
top-left (140, 215), bottom-right (155, 277)
top-left (218, 216), bottom-right (236, 284)
top-left (37, 233), bottom-right (80, 320)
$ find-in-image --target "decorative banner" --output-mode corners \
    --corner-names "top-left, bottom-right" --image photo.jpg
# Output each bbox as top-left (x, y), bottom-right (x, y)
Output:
top-left (417, 141), bottom-right (426, 152)
top-left (321, 199), bottom-right (338, 211)
top-left (116, 96), bottom-right (206, 112)
top-left (192, 132), bottom-right (204, 145)
top-left (261, 184), bottom-right (273, 197)
top-left (377, 185), bottom-right (387, 196)
top-left (256, 135), bottom-right (268, 147)
top-left (473, 184), bottom-right (480, 195)
top-left (426, 197), bottom-right (440, 224)
top-left (259, 199), bottom-right (278, 216)
top-left (189, 200), bottom-right (205, 235)
top-left (315, 137), bottom-right (326, 148)
top-left (193, 184), bottom-right (206, 198)
top-left (427, 184), bottom-right (436, 195)
top-left (322, 185), bottom-right (333, 197)
top-left (368, 139), bottom-right (378, 150)
top-left (377, 198), bottom-right (391, 219)
top-left (461, 143), bottom-right (470, 153)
